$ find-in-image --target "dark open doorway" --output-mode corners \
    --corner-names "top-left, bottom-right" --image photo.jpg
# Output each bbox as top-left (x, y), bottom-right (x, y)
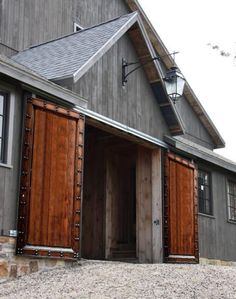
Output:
top-left (81, 124), bottom-right (137, 260)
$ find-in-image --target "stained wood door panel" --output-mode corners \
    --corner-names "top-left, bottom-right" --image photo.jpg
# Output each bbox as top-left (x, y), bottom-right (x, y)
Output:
top-left (165, 153), bottom-right (198, 263)
top-left (17, 98), bottom-right (85, 259)
top-left (169, 161), bottom-right (194, 255)
top-left (28, 109), bottom-right (76, 247)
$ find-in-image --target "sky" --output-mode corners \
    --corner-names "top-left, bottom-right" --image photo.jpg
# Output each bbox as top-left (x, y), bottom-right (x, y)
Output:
top-left (139, 0), bottom-right (236, 162)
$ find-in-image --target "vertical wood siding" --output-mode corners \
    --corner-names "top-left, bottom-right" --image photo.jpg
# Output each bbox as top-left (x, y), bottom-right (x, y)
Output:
top-left (0, 44), bottom-right (17, 57)
top-left (0, 0), bottom-right (215, 149)
top-left (0, 0), bottom-right (129, 52)
top-left (175, 97), bottom-right (215, 149)
top-left (136, 146), bottom-right (153, 263)
top-left (0, 83), bottom-right (22, 236)
top-left (136, 146), bottom-right (165, 263)
top-left (199, 167), bottom-right (236, 261)
top-left (73, 34), bottom-right (170, 141)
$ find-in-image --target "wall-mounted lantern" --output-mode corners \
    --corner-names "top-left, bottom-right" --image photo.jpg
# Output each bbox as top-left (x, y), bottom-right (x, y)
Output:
top-left (122, 52), bottom-right (185, 104)
top-left (163, 66), bottom-right (185, 104)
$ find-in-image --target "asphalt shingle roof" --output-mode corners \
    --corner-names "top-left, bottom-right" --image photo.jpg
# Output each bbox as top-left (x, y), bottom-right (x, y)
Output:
top-left (12, 13), bottom-right (136, 81)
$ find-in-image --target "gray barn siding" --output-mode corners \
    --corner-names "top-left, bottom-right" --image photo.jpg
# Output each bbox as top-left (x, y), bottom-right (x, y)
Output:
top-left (0, 0), bottom-right (214, 149)
top-left (72, 34), bottom-right (170, 140)
top-left (175, 97), bottom-right (215, 149)
top-left (72, 0), bottom-right (128, 28)
top-left (199, 167), bottom-right (236, 261)
top-left (1, 0), bottom-right (236, 264)
top-left (0, 82), bottom-right (22, 235)
top-left (0, 43), bottom-right (18, 57)
top-left (0, 0), bottom-right (129, 52)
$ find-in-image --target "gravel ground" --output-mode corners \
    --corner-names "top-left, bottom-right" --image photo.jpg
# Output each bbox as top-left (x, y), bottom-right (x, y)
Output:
top-left (0, 260), bottom-right (236, 299)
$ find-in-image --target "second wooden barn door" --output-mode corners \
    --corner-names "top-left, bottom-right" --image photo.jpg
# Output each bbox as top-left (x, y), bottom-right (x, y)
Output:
top-left (164, 153), bottom-right (198, 263)
top-left (17, 98), bottom-right (85, 259)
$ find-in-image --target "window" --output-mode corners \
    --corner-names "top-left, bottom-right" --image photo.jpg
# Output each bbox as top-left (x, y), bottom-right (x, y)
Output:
top-left (73, 22), bottom-right (83, 32)
top-left (0, 92), bottom-right (8, 163)
top-left (227, 181), bottom-right (236, 222)
top-left (198, 170), bottom-right (212, 215)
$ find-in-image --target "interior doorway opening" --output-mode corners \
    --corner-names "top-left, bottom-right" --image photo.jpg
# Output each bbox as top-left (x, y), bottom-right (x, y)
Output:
top-left (82, 124), bottom-right (137, 260)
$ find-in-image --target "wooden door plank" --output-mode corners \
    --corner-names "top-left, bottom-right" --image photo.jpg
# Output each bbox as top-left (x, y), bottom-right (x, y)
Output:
top-left (27, 108), bottom-right (46, 245)
top-left (66, 117), bottom-right (77, 246)
top-left (169, 159), bottom-right (178, 254)
top-left (17, 98), bottom-right (85, 260)
top-left (151, 148), bottom-right (163, 263)
top-left (165, 153), bottom-right (198, 263)
top-left (136, 146), bottom-right (152, 263)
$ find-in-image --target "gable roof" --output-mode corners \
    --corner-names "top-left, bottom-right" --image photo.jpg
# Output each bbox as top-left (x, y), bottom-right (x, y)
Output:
top-left (12, 11), bottom-right (185, 136)
top-left (0, 54), bottom-right (87, 108)
top-left (125, 0), bottom-right (225, 149)
top-left (12, 12), bottom-right (138, 82)
top-left (11, 4), bottom-right (225, 148)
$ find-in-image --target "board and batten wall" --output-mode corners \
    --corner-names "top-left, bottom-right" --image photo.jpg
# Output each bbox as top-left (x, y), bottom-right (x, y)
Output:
top-left (71, 33), bottom-right (170, 141)
top-left (63, 29), bottom-right (215, 150)
top-left (175, 97), bottom-right (215, 150)
top-left (0, 0), bottom-right (216, 151)
top-left (0, 0), bottom-right (129, 55)
top-left (0, 80), bottom-right (23, 236)
top-left (198, 164), bottom-right (236, 261)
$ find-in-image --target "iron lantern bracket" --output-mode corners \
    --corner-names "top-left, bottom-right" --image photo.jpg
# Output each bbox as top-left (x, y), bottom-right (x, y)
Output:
top-left (122, 51), bottom-right (179, 86)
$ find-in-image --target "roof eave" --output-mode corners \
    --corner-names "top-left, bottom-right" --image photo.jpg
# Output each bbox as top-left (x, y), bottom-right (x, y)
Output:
top-left (132, 15), bottom-right (185, 134)
top-left (165, 135), bottom-right (234, 172)
top-left (184, 83), bottom-right (225, 149)
top-left (0, 55), bottom-right (87, 108)
top-left (126, 0), bottom-right (225, 149)
top-left (72, 12), bottom-right (139, 83)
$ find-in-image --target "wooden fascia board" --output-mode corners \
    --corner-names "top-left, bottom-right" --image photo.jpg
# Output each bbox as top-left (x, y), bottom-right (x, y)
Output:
top-left (135, 15), bottom-right (166, 79)
top-left (134, 16), bottom-right (185, 134)
top-left (125, 0), bottom-right (173, 68)
top-left (126, 0), bottom-right (225, 149)
top-left (184, 83), bottom-right (225, 148)
top-left (75, 105), bottom-right (168, 149)
top-left (73, 12), bottom-right (139, 83)
top-left (0, 56), bottom-right (87, 108)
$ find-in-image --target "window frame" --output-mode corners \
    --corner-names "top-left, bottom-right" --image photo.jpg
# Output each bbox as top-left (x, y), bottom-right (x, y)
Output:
top-left (73, 22), bottom-right (83, 32)
top-left (227, 180), bottom-right (236, 223)
top-left (0, 92), bottom-right (9, 163)
top-left (198, 169), bottom-right (213, 216)
top-left (0, 84), bottom-right (15, 168)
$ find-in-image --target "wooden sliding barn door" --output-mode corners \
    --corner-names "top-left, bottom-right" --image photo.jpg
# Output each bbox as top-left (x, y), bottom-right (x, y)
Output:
top-left (17, 98), bottom-right (85, 259)
top-left (164, 153), bottom-right (198, 263)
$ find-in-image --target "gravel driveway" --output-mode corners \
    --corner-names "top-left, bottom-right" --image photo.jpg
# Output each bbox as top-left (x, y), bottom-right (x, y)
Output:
top-left (0, 260), bottom-right (236, 299)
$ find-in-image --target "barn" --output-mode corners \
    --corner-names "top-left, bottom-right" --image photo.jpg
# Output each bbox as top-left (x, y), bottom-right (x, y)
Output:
top-left (0, 0), bottom-right (236, 278)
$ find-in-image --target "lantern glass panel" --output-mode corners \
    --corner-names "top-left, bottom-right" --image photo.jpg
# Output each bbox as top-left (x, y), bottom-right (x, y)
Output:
top-left (164, 78), bottom-right (177, 97)
top-left (164, 67), bottom-right (185, 101)
top-left (176, 76), bottom-right (185, 96)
